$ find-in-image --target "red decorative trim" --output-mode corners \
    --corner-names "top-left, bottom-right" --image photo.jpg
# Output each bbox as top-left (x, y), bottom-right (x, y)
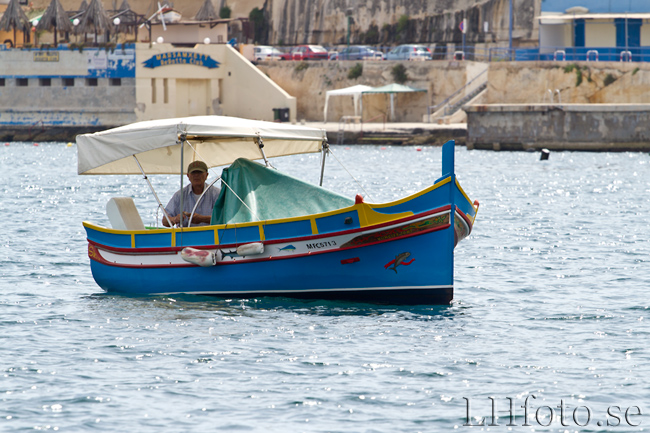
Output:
top-left (456, 206), bottom-right (474, 234)
top-left (340, 212), bottom-right (449, 249)
top-left (341, 257), bottom-right (360, 265)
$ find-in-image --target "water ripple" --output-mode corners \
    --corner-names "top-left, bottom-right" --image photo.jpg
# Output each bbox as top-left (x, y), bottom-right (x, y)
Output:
top-left (1, 143), bottom-right (649, 431)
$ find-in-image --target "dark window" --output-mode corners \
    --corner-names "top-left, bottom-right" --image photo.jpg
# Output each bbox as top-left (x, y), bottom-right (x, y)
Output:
top-left (86, 78), bottom-right (98, 87)
top-left (39, 78), bottom-right (52, 86)
top-left (63, 78), bottom-right (74, 86)
top-left (109, 78), bottom-right (121, 86)
top-left (17, 78), bottom-right (28, 87)
top-left (0, 78), bottom-right (5, 86)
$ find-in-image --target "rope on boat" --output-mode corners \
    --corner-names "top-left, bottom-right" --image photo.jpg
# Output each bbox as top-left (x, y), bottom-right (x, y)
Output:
top-left (185, 140), bottom-right (263, 223)
top-left (326, 146), bottom-right (373, 201)
top-left (219, 177), bottom-right (262, 222)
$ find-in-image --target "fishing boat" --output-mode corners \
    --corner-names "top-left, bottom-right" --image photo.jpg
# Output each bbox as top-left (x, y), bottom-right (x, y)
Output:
top-left (76, 116), bottom-right (478, 304)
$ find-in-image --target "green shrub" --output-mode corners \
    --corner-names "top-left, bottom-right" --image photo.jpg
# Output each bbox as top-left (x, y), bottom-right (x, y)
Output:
top-left (348, 63), bottom-right (363, 79)
top-left (391, 64), bottom-right (408, 84)
top-left (294, 62), bottom-right (308, 72)
top-left (362, 24), bottom-right (379, 44)
top-left (249, 7), bottom-right (268, 44)
top-left (563, 63), bottom-right (577, 73)
top-left (563, 63), bottom-right (582, 86)
top-left (219, 6), bottom-right (231, 19)
top-left (397, 15), bottom-right (409, 34)
top-left (603, 73), bottom-right (617, 86)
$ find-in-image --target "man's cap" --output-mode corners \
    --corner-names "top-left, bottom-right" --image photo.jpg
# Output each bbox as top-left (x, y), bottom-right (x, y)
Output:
top-left (188, 160), bottom-right (208, 173)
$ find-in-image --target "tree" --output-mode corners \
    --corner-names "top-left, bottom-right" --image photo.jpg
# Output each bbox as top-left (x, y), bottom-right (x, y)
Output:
top-left (249, 7), bottom-right (267, 44)
top-left (219, 5), bottom-right (231, 19)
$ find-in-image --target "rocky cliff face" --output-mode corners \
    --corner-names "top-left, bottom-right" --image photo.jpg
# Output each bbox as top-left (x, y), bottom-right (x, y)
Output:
top-left (29, 0), bottom-right (538, 48)
top-left (257, 60), bottom-right (474, 122)
top-left (486, 62), bottom-right (650, 105)
top-left (263, 0), bottom-right (539, 48)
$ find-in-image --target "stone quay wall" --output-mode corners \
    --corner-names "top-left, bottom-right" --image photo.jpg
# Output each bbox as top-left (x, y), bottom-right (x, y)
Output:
top-left (465, 104), bottom-right (650, 152)
top-left (465, 61), bottom-right (650, 151)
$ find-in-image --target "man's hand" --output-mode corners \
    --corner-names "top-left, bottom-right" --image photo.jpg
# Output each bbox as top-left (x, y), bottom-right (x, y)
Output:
top-left (163, 212), bottom-right (210, 227)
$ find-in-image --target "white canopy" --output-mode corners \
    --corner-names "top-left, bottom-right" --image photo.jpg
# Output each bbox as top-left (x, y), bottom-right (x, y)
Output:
top-left (362, 83), bottom-right (427, 121)
top-left (323, 84), bottom-right (373, 122)
top-left (77, 115), bottom-right (327, 175)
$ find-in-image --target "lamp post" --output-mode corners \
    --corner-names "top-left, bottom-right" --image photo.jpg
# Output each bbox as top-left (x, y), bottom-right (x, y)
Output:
top-left (509, 0), bottom-right (513, 59)
top-left (346, 8), bottom-right (353, 47)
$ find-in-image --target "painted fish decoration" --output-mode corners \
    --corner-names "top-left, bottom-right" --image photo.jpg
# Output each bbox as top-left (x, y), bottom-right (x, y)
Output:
top-left (384, 252), bottom-right (415, 274)
top-left (278, 244), bottom-right (296, 252)
top-left (220, 250), bottom-right (239, 260)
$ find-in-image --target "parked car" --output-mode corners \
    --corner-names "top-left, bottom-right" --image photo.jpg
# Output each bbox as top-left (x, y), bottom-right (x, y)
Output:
top-left (329, 45), bottom-right (385, 61)
top-left (386, 44), bottom-right (433, 61)
top-left (291, 45), bottom-right (329, 60)
top-left (254, 46), bottom-right (291, 61)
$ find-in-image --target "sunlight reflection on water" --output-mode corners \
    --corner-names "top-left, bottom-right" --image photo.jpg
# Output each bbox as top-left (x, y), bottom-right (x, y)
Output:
top-left (1, 142), bottom-right (649, 431)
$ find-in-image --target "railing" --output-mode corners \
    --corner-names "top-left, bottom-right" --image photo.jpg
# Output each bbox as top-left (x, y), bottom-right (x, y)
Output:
top-left (361, 113), bottom-right (387, 131)
top-left (256, 44), bottom-right (650, 64)
top-left (426, 69), bottom-right (487, 122)
top-left (544, 89), bottom-right (561, 104)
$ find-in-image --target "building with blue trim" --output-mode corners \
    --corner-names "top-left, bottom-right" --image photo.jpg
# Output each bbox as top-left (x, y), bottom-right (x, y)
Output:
top-left (538, 0), bottom-right (650, 61)
top-left (0, 42), bottom-right (296, 142)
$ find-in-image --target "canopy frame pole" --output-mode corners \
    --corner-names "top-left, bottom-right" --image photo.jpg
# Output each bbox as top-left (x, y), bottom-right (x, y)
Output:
top-left (255, 136), bottom-right (274, 168)
top-left (179, 134), bottom-right (186, 229)
top-left (219, 177), bottom-right (262, 222)
top-left (319, 141), bottom-right (329, 187)
top-left (326, 145), bottom-right (373, 200)
top-left (133, 155), bottom-right (173, 227)
top-left (188, 176), bottom-right (221, 227)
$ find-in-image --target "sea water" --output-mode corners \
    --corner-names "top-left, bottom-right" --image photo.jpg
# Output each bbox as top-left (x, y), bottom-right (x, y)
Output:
top-left (1, 142), bottom-right (648, 432)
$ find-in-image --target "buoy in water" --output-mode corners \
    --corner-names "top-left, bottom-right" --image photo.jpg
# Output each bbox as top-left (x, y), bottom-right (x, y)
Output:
top-left (540, 149), bottom-right (550, 160)
top-left (67, 142), bottom-right (73, 147)
top-left (33, 143), bottom-right (39, 146)
top-left (4, 143), bottom-right (9, 146)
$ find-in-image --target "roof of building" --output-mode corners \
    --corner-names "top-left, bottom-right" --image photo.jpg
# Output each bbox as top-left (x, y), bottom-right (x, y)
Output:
top-left (541, 0), bottom-right (650, 14)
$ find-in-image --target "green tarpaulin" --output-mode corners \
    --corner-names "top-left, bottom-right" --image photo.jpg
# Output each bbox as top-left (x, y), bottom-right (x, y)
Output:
top-left (211, 158), bottom-right (354, 224)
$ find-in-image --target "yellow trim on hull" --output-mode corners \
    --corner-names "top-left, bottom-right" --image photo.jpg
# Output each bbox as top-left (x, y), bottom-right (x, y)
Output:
top-left (81, 174), bottom-right (473, 247)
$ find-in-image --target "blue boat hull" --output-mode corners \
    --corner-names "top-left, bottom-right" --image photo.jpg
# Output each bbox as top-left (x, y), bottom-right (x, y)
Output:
top-left (89, 220), bottom-right (455, 304)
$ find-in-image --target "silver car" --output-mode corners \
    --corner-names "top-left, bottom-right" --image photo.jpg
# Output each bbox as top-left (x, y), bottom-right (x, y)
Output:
top-left (254, 46), bottom-right (291, 61)
top-left (330, 45), bottom-right (385, 61)
top-left (386, 44), bottom-right (433, 61)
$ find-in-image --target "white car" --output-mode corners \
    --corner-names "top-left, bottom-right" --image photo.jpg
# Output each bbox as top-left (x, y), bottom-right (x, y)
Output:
top-left (386, 44), bottom-right (433, 61)
top-left (253, 46), bottom-right (290, 61)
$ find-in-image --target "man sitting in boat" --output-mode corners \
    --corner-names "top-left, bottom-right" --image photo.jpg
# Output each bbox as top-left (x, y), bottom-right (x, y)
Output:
top-left (162, 161), bottom-right (221, 227)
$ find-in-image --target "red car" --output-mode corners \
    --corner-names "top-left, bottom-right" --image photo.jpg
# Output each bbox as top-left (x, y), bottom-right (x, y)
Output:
top-left (291, 45), bottom-right (329, 60)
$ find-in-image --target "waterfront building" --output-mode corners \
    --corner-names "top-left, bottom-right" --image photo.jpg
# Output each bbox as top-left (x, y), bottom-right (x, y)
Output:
top-left (0, 1), bottom-right (293, 141)
top-left (0, 42), bottom-right (295, 141)
top-left (538, 0), bottom-right (650, 61)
